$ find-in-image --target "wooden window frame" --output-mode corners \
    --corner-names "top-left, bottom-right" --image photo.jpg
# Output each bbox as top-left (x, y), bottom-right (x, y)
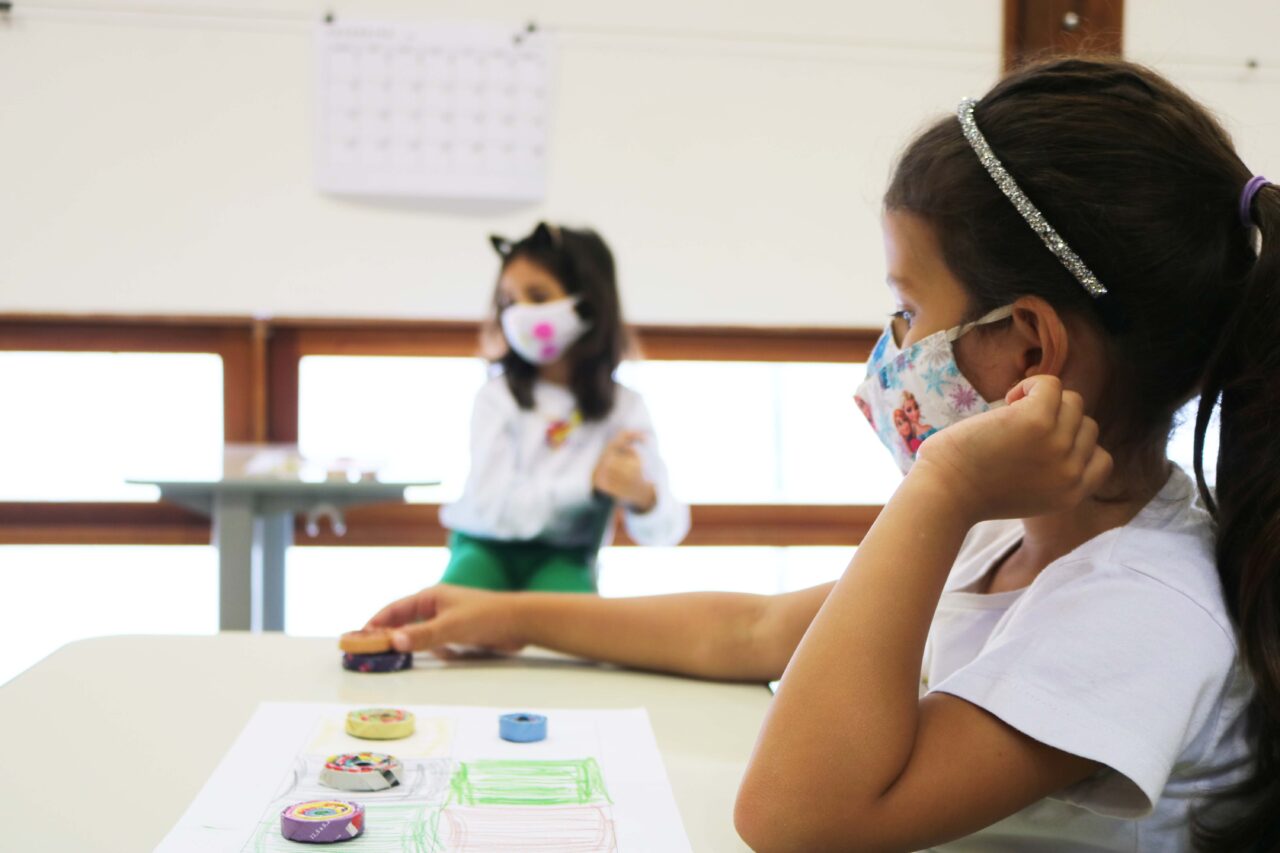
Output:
top-left (1003, 0), bottom-right (1123, 73)
top-left (0, 313), bottom-right (881, 548)
top-left (0, 315), bottom-right (262, 545)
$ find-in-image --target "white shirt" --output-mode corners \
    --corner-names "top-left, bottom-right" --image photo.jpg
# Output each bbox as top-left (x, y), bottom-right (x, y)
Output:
top-left (440, 375), bottom-right (690, 549)
top-left (923, 466), bottom-right (1252, 852)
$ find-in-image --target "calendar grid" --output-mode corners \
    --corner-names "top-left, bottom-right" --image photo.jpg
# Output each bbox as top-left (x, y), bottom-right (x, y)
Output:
top-left (316, 21), bottom-right (552, 201)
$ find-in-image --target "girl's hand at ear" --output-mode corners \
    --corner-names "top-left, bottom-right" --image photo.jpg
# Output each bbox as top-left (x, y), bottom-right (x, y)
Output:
top-left (364, 585), bottom-right (530, 658)
top-left (911, 374), bottom-right (1113, 523)
top-left (592, 430), bottom-right (658, 512)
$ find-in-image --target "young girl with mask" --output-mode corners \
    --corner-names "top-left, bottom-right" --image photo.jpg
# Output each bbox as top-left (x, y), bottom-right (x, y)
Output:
top-left (436, 222), bottom-right (689, 593)
top-left (364, 60), bottom-right (1278, 851)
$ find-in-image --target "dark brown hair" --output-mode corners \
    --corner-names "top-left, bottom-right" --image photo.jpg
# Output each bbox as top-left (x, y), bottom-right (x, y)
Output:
top-left (486, 222), bottom-right (629, 420)
top-left (886, 57), bottom-right (1279, 850)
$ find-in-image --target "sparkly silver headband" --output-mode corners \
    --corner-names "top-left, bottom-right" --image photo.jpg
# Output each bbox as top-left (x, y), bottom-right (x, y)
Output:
top-left (956, 98), bottom-right (1108, 298)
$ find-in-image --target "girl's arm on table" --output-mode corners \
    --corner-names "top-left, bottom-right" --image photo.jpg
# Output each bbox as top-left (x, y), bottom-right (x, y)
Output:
top-left (367, 581), bottom-right (834, 682)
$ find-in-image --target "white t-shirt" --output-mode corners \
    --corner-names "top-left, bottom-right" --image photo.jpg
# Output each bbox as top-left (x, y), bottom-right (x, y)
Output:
top-left (923, 466), bottom-right (1253, 852)
top-left (440, 375), bottom-right (689, 548)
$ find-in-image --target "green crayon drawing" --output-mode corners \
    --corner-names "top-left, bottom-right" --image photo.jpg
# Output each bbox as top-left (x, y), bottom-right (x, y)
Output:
top-left (449, 759), bottom-right (612, 807)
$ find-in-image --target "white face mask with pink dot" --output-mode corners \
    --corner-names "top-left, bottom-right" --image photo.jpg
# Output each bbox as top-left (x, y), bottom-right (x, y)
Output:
top-left (500, 297), bottom-right (591, 366)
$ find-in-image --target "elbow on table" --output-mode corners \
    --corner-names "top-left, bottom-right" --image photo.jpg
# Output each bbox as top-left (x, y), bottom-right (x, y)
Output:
top-left (733, 791), bottom-right (799, 853)
top-left (733, 776), bottom-right (830, 853)
top-left (734, 779), bottom-right (896, 853)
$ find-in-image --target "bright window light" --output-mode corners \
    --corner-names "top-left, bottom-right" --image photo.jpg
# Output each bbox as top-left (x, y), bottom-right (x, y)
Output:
top-left (286, 546), bottom-right (451, 637)
top-left (298, 355), bottom-right (899, 507)
top-left (0, 546), bottom-right (217, 686)
top-left (1168, 397), bottom-right (1219, 488)
top-left (0, 352), bottom-right (223, 501)
top-left (298, 356), bottom-right (489, 501)
top-left (597, 546), bottom-right (851, 598)
top-left (618, 360), bottom-right (901, 504)
top-left (284, 545), bottom-right (850, 637)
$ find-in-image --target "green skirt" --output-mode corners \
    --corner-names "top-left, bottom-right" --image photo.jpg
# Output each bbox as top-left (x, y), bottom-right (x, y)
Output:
top-left (441, 531), bottom-right (597, 593)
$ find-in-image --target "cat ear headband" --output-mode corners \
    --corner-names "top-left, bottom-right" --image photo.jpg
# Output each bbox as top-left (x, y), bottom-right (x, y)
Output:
top-left (488, 222), bottom-right (563, 258)
top-left (489, 235), bottom-right (514, 257)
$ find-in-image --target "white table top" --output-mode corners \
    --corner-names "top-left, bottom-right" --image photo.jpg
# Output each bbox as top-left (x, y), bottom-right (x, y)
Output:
top-left (127, 444), bottom-right (440, 517)
top-left (127, 443), bottom-right (439, 492)
top-left (0, 634), bottom-right (770, 852)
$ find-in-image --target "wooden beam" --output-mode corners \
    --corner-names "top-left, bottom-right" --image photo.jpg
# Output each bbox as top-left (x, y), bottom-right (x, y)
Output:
top-left (249, 320), bottom-right (270, 443)
top-left (0, 502), bottom-right (209, 545)
top-left (297, 503), bottom-right (880, 548)
top-left (0, 501), bottom-right (879, 548)
top-left (0, 317), bottom-right (247, 353)
top-left (280, 320), bottom-right (877, 364)
top-left (1003, 0), bottom-right (1124, 74)
top-left (218, 327), bottom-right (258, 443)
top-left (0, 316), bottom-right (261, 444)
top-left (267, 327), bottom-right (302, 443)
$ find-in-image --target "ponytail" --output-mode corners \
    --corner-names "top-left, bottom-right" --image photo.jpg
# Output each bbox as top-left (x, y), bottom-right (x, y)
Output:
top-left (1193, 181), bottom-right (1280, 851)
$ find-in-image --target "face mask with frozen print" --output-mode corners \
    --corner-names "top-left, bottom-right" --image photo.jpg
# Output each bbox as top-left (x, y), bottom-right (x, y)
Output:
top-left (853, 305), bottom-right (1014, 474)
top-left (501, 298), bottom-right (590, 365)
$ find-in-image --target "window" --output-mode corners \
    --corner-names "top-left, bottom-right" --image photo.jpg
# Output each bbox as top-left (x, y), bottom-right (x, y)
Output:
top-left (1168, 397), bottom-right (1219, 488)
top-left (296, 355), bottom-right (898, 506)
top-left (619, 360), bottom-right (899, 504)
top-left (0, 545), bottom-right (217, 685)
top-left (0, 352), bottom-right (224, 501)
top-left (283, 545), bottom-right (851, 637)
top-left (298, 355), bottom-right (488, 501)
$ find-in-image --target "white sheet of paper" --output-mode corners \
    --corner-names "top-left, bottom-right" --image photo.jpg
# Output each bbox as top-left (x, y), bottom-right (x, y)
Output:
top-left (157, 702), bottom-right (692, 852)
top-left (316, 20), bottom-right (552, 202)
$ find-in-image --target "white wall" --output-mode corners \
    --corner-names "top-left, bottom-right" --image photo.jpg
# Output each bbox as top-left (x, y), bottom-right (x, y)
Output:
top-left (3, 2), bottom-right (1274, 328)
top-left (0, 1), bottom-right (999, 326)
top-left (1126, 1), bottom-right (1280, 175)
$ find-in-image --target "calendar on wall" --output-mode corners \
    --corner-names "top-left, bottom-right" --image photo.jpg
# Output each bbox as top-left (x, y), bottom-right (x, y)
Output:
top-left (315, 20), bottom-right (553, 201)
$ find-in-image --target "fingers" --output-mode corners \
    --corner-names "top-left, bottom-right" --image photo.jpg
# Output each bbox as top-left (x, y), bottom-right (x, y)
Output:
top-left (1009, 377), bottom-right (1089, 452)
top-left (1081, 444), bottom-right (1114, 495)
top-left (607, 430), bottom-right (647, 453)
top-left (1052, 390), bottom-right (1103, 499)
top-left (391, 616), bottom-right (454, 652)
top-left (1068, 414), bottom-right (1111, 492)
top-left (1005, 373), bottom-right (1057, 405)
top-left (1006, 372), bottom-right (1066, 405)
top-left (1009, 378), bottom-right (1111, 500)
top-left (1068, 412), bottom-right (1099, 469)
top-left (1053, 390), bottom-right (1085, 453)
top-left (1007, 375), bottom-right (1064, 432)
top-left (595, 440), bottom-right (647, 502)
top-left (365, 589), bottom-right (437, 630)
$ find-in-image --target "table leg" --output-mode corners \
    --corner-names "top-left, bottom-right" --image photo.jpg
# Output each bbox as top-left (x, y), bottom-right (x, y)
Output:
top-left (212, 494), bottom-right (254, 632)
top-left (260, 513), bottom-right (292, 632)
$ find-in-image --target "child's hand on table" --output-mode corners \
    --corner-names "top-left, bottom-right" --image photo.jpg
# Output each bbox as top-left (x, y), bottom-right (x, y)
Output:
top-left (364, 585), bottom-right (528, 659)
top-left (592, 430), bottom-right (657, 512)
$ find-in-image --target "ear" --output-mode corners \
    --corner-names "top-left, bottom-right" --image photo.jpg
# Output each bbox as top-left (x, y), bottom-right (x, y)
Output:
top-left (489, 235), bottom-right (513, 257)
top-left (1008, 296), bottom-right (1068, 379)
